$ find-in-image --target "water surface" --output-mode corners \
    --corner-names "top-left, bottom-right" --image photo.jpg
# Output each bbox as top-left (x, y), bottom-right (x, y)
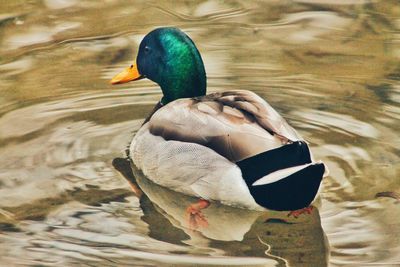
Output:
top-left (0, 0), bottom-right (399, 266)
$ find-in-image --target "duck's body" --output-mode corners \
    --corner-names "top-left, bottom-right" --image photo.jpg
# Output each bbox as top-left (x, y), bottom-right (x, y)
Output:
top-left (111, 27), bottom-right (327, 211)
top-left (130, 90), bottom-right (325, 210)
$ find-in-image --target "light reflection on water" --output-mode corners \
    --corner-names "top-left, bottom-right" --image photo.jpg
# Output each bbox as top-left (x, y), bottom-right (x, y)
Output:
top-left (0, 0), bottom-right (399, 266)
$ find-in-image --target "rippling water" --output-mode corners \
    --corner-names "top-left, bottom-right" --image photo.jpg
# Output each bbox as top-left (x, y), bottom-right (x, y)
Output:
top-left (0, 1), bottom-right (399, 266)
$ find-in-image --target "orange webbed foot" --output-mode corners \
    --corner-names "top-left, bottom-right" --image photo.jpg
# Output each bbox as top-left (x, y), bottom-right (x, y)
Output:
top-left (287, 206), bottom-right (314, 218)
top-left (186, 199), bottom-right (210, 230)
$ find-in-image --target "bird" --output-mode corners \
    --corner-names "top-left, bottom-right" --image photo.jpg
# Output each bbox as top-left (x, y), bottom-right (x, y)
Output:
top-left (110, 27), bottom-right (328, 218)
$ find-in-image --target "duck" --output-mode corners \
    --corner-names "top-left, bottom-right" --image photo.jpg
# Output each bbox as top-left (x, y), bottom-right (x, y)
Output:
top-left (110, 27), bottom-right (328, 215)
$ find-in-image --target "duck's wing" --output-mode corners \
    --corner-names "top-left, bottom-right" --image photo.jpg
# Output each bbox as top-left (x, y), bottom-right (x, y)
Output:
top-left (216, 90), bottom-right (301, 141)
top-left (148, 90), bottom-right (302, 162)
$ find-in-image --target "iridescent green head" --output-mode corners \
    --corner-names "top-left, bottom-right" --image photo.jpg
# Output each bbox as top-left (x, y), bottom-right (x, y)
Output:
top-left (111, 27), bottom-right (207, 105)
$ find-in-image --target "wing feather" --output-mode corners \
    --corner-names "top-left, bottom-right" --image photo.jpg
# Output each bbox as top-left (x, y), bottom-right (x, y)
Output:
top-left (148, 90), bottom-right (302, 162)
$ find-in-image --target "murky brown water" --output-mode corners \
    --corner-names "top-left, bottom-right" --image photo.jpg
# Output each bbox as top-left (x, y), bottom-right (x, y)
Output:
top-left (0, 0), bottom-right (399, 266)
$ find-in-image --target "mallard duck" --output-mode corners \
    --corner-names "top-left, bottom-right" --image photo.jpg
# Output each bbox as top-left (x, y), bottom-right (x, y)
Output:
top-left (111, 27), bottom-right (328, 213)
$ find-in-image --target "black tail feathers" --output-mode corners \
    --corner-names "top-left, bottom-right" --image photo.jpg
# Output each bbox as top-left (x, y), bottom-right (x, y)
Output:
top-left (237, 141), bottom-right (325, 211)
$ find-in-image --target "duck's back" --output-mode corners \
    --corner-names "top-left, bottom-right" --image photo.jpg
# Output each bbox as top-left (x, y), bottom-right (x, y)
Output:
top-left (147, 90), bottom-right (302, 162)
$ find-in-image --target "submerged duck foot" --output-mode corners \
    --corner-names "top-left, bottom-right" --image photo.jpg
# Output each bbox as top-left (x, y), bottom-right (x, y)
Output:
top-left (287, 206), bottom-right (314, 218)
top-left (185, 199), bottom-right (210, 230)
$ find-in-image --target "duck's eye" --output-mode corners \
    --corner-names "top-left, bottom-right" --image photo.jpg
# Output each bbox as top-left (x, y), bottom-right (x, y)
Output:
top-left (144, 46), bottom-right (150, 53)
top-left (130, 65), bottom-right (133, 68)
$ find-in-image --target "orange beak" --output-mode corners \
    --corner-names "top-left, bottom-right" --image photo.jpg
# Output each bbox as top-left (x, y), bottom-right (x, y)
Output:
top-left (110, 63), bottom-right (142, 85)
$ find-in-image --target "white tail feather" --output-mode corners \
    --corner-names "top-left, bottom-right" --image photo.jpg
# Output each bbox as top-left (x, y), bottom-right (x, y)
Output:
top-left (252, 163), bottom-right (316, 186)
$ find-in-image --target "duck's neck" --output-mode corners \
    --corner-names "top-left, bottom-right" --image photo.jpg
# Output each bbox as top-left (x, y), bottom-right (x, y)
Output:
top-left (158, 34), bottom-right (206, 105)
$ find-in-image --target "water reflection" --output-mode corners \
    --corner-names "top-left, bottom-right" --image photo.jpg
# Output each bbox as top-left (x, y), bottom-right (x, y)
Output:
top-left (0, 157), bottom-right (329, 267)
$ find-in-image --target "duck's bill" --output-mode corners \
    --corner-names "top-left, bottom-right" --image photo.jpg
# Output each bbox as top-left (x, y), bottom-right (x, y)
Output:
top-left (110, 63), bottom-right (143, 85)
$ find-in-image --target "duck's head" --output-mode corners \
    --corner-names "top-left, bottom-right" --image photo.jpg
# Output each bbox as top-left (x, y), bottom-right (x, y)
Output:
top-left (110, 27), bottom-right (206, 105)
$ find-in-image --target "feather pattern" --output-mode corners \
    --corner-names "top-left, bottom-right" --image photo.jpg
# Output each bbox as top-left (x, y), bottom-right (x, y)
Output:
top-left (148, 90), bottom-right (302, 162)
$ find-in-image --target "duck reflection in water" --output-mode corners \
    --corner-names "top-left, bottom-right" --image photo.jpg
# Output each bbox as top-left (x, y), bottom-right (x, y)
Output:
top-left (113, 158), bottom-right (330, 266)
